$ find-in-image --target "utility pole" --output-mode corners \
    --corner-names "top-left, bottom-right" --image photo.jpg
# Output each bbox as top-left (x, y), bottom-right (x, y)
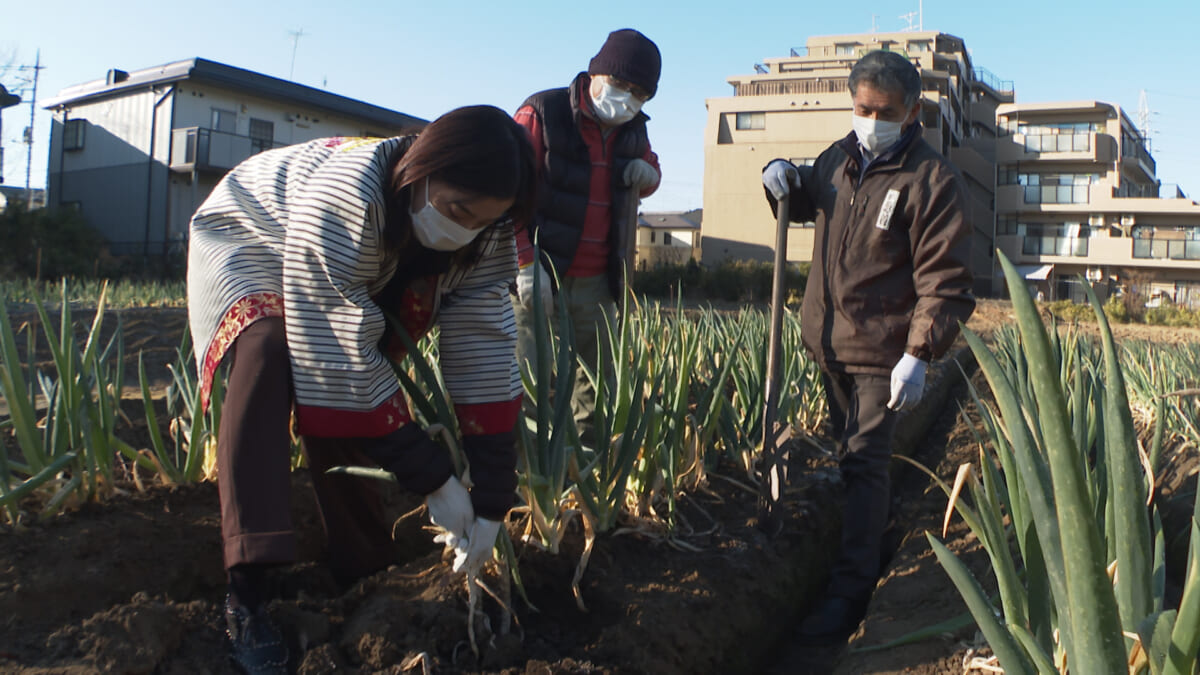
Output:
top-left (288, 29), bottom-right (304, 80)
top-left (25, 49), bottom-right (42, 209)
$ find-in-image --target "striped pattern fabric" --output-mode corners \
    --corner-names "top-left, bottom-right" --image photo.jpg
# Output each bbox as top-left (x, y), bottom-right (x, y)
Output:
top-left (187, 136), bottom-right (522, 438)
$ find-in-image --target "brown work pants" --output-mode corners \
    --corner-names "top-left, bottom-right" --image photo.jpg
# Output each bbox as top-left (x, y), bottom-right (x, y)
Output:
top-left (217, 317), bottom-right (395, 582)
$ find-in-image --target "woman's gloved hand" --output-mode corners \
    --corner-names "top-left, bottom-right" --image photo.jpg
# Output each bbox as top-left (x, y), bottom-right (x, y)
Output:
top-left (425, 475), bottom-right (474, 547)
top-left (452, 517), bottom-right (503, 577)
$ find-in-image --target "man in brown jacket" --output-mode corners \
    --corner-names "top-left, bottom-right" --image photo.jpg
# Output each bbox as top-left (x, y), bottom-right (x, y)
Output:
top-left (761, 49), bottom-right (975, 644)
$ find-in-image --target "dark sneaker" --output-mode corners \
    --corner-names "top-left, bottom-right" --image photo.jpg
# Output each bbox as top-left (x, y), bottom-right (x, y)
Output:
top-left (794, 593), bottom-right (869, 646)
top-left (225, 595), bottom-right (289, 675)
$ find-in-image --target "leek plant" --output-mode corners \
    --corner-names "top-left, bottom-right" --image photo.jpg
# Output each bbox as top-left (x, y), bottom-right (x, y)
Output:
top-left (0, 281), bottom-right (156, 523)
top-left (138, 325), bottom-right (225, 483)
top-left (930, 250), bottom-right (1200, 674)
top-left (0, 277), bottom-right (187, 309)
top-left (1119, 340), bottom-right (1200, 469)
top-left (511, 271), bottom-right (585, 557)
top-left (716, 307), bottom-right (822, 481)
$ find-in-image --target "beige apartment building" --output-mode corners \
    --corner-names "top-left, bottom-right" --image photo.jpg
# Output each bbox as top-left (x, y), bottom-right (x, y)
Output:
top-left (702, 31), bottom-right (1012, 295)
top-left (994, 101), bottom-right (1200, 307)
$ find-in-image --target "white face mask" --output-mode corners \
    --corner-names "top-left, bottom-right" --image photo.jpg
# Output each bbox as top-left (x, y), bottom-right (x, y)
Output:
top-left (410, 178), bottom-right (482, 251)
top-left (590, 80), bottom-right (643, 126)
top-left (852, 114), bottom-right (905, 154)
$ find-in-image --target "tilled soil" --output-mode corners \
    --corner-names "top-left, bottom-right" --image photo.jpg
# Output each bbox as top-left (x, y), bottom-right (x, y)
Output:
top-left (1, 299), bottom-right (1197, 674)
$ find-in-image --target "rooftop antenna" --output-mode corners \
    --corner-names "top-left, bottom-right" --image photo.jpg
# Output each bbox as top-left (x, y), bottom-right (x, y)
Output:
top-left (900, 10), bottom-right (918, 31)
top-left (870, 13), bottom-right (878, 33)
top-left (919, 0), bottom-right (924, 30)
top-left (287, 28), bottom-right (305, 80)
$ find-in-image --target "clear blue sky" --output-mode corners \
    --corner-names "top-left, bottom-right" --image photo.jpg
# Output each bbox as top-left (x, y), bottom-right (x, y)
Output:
top-left (3, 0), bottom-right (1198, 212)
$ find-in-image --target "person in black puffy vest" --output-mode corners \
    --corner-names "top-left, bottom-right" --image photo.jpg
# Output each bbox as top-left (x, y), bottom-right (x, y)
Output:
top-left (511, 28), bottom-right (662, 447)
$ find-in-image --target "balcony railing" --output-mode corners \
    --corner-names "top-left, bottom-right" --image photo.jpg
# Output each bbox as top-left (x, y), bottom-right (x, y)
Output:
top-left (169, 127), bottom-right (281, 173)
top-left (1024, 184), bottom-right (1091, 204)
top-left (1022, 235), bottom-right (1089, 257)
top-left (1122, 133), bottom-right (1156, 176)
top-left (1024, 133), bottom-right (1090, 153)
top-left (1133, 239), bottom-right (1200, 260)
top-left (734, 78), bottom-right (848, 97)
top-left (972, 68), bottom-right (1014, 95)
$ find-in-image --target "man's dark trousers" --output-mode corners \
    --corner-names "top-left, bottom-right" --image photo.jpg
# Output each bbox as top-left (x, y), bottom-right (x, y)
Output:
top-left (821, 369), bottom-right (897, 604)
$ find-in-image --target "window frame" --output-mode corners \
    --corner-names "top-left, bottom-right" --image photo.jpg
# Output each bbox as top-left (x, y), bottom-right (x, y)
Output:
top-left (735, 111), bottom-right (766, 131)
top-left (211, 108), bottom-right (237, 134)
top-left (63, 119), bottom-right (87, 151)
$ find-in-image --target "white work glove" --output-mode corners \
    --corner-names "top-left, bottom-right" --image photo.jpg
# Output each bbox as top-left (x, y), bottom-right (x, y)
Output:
top-left (762, 159), bottom-right (801, 201)
top-left (425, 476), bottom-right (474, 548)
top-left (623, 158), bottom-right (659, 191)
top-left (887, 353), bottom-right (928, 412)
top-left (452, 517), bottom-right (503, 577)
top-left (517, 262), bottom-right (553, 310)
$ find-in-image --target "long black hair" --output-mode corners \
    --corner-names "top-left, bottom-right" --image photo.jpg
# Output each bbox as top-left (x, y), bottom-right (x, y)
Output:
top-left (385, 105), bottom-right (536, 262)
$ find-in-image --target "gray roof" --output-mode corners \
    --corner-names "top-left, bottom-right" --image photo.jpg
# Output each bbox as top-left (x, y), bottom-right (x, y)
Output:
top-left (639, 209), bottom-right (702, 230)
top-left (42, 58), bottom-right (426, 129)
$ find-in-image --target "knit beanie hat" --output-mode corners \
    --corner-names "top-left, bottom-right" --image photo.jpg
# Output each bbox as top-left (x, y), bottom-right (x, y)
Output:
top-left (587, 29), bottom-right (661, 98)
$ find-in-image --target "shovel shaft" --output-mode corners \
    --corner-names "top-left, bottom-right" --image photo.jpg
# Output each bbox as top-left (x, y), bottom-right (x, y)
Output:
top-left (759, 193), bottom-right (791, 533)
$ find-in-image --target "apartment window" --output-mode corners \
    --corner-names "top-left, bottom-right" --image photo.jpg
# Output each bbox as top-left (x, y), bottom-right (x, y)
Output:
top-left (249, 118), bottom-right (275, 153)
top-left (63, 119), bottom-right (86, 151)
top-left (735, 112), bottom-right (765, 130)
top-left (1177, 281), bottom-right (1200, 310)
top-left (1020, 172), bottom-right (1099, 204)
top-left (908, 40), bottom-right (932, 53)
top-left (650, 231), bottom-right (656, 244)
top-left (211, 108), bottom-right (237, 133)
top-left (1022, 223), bottom-right (1091, 257)
top-left (835, 43), bottom-right (859, 56)
top-left (998, 166), bottom-right (1018, 186)
top-left (1024, 134), bottom-right (1090, 153)
top-left (1132, 225), bottom-right (1200, 260)
top-left (1020, 122), bottom-right (1100, 135)
top-left (996, 215), bottom-right (1018, 236)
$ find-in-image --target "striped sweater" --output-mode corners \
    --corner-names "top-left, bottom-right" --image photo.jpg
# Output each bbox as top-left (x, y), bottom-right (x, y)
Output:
top-left (186, 136), bottom-right (522, 440)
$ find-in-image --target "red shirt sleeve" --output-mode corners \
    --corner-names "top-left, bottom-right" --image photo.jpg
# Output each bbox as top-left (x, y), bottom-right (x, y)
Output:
top-left (639, 144), bottom-right (662, 198)
top-left (513, 105), bottom-right (544, 268)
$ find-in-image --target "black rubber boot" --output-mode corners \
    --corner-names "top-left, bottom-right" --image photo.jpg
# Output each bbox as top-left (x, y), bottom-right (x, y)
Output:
top-left (224, 593), bottom-right (289, 675)
top-left (794, 592), bottom-right (871, 646)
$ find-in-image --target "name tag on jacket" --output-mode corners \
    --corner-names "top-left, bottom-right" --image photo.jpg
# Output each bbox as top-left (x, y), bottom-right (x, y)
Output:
top-left (875, 189), bottom-right (901, 230)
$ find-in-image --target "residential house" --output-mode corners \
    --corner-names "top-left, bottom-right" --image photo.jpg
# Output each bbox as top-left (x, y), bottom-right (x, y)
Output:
top-left (41, 58), bottom-right (426, 262)
top-left (636, 209), bottom-right (702, 268)
top-left (995, 101), bottom-right (1200, 308)
top-left (701, 31), bottom-right (1012, 296)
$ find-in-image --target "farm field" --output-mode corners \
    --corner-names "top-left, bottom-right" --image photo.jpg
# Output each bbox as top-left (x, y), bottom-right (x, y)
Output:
top-left (1, 298), bottom-right (1198, 674)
